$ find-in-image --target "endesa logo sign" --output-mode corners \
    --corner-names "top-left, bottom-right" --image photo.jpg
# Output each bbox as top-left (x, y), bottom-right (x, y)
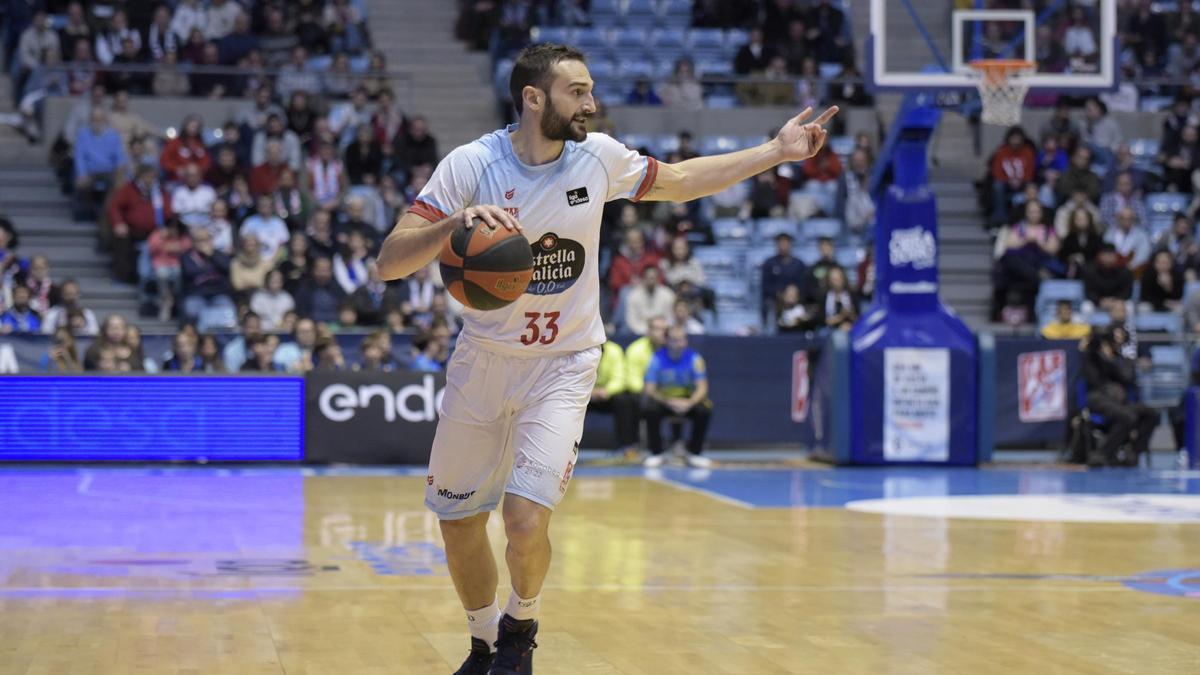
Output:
top-left (306, 371), bottom-right (447, 463)
top-left (317, 376), bottom-right (446, 423)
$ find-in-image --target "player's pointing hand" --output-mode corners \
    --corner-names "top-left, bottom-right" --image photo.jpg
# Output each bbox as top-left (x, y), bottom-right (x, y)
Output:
top-left (773, 105), bottom-right (840, 163)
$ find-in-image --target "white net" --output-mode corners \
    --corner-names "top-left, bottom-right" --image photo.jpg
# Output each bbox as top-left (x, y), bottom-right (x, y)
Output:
top-left (969, 61), bottom-right (1036, 127)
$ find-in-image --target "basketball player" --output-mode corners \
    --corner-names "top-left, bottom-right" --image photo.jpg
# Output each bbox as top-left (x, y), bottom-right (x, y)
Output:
top-left (376, 43), bottom-right (837, 675)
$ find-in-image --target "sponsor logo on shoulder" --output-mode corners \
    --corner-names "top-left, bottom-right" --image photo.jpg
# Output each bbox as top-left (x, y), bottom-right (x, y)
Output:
top-left (566, 186), bottom-right (589, 206)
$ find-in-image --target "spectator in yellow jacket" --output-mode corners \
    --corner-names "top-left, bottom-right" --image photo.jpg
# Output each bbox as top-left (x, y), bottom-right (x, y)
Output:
top-left (588, 341), bottom-right (639, 454)
top-left (623, 316), bottom-right (669, 395)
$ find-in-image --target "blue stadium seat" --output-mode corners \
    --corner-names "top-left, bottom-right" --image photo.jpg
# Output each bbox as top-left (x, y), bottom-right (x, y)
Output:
top-left (688, 28), bottom-right (726, 59)
top-left (1147, 192), bottom-right (1190, 216)
top-left (573, 27), bottom-right (612, 53)
top-left (532, 26), bottom-right (570, 44)
top-left (818, 62), bottom-right (844, 80)
top-left (1150, 345), bottom-right (1187, 367)
top-left (1086, 311), bottom-right (1112, 327)
top-left (693, 245), bottom-right (742, 272)
top-left (1035, 279), bottom-right (1085, 319)
top-left (835, 247), bottom-right (862, 269)
top-left (695, 58), bottom-right (734, 78)
top-left (712, 277), bottom-right (751, 304)
top-left (1135, 312), bottom-right (1183, 333)
top-left (349, 55), bottom-right (369, 72)
top-left (306, 55), bottom-right (333, 71)
top-left (829, 135), bottom-right (855, 158)
top-left (661, 0), bottom-right (692, 28)
top-left (1140, 96), bottom-right (1174, 113)
top-left (1128, 137), bottom-right (1160, 162)
top-left (712, 217), bottom-right (753, 243)
top-left (758, 217), bottom-right (799, 241)
top-left (589, 0), bottom-right (622, 25)
top-left (650, 27), bottom-right (688, 56)
top-left (704, 94), bottom-right (740, 108)
top-left (653, 134), bottom-right (680, 156)
top-left (1186, 280), bottom-right (1200, 299)
top-left (623, 0), bottom-right (660, 27)
top-left (612, 27), bottom-right (649, 51)
top-left (795, 243), bottom-right (821, 266)
top-left (724, 29), bottom-right (750, 51)
top-left (587, 59), bottom-right (617, 82)
top-left (699, 135), bottom-right (742, 155)
top-left (803, 218), bottom-right (843, 241)
top-left (650, 58), bottom-right (677, 80)
top-left (716, 309), bottom-right (761, 335)
top-left (1149, 215), bottom-right (1175, 239)
top-left (620, 133), bottom-right (657, 153)
top-left (741, 133), bottom-right (769, 149)
top-left (617, 59), bottom-right (655, 80)
top-left (746, 245), bottom-right (778, 270)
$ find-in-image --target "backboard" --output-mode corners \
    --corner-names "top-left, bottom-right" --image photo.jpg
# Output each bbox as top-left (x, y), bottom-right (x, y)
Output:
top-left (866, 0), bottom-right (1117, 93)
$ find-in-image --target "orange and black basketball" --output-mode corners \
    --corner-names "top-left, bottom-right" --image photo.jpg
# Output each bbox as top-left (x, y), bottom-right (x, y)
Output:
top-left (439, 218), bottom-right (534, 310)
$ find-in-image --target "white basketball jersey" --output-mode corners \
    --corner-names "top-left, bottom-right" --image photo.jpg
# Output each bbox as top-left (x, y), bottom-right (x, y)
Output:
top-left (411, 124), bottom-right (659, 355)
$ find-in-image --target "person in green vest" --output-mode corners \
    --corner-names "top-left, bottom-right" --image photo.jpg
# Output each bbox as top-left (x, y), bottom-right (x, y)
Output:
top-left (624, 315), bottom-right (669, 396)
top-left (588, 341), bottom-right (639, 455)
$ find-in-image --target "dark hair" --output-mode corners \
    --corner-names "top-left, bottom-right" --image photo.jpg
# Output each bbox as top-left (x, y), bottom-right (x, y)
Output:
top-left (509, 43), bottom-right (587, 115)
top-left (0, 215), bottom-right (18, 250)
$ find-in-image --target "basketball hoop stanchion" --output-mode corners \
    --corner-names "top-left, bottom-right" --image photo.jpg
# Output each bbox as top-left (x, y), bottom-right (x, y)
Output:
top-left (968, 59), bottom-right (1036, 126)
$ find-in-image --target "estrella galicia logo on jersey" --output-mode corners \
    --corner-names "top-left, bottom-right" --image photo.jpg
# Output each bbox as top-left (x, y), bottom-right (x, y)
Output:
top-left (527, 232), bottom-right (586, 295)
top-left (566, 186), bottom-right (589, 206)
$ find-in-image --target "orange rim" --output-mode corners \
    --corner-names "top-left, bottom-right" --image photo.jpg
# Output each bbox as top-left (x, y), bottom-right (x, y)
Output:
top-left (969, 59), bottom-right (1036, 83)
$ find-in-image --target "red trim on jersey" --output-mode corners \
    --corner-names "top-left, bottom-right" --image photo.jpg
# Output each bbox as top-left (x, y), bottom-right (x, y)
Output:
top-left (632, 156), bottom-right (659, 202)
top-left (410, 200), bottom-right (448, 223)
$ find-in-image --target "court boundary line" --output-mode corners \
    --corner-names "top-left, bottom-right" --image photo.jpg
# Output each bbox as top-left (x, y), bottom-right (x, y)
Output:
top-left (644, 474), bottom-right (755, 509)
top-left (0, 584), bottom-right (1143, 594)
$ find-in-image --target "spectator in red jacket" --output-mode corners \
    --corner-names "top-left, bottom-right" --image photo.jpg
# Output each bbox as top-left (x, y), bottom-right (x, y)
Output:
top-left (106, 164), bottom-right (172, 282)
top-left (249, 139), bottom-right (287, 196)
top-left (990, 126), bottom-right (1036, 227)
top-left (608, 228), bottom-right (661, 304)
top-left (800, 144), bottom-right (843, 215)
top-left (159, 114), bottom-right (211, 181)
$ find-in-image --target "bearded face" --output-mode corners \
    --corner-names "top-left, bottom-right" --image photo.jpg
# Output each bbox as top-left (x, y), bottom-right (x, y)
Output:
top-left (540, 92), bottom-right (589, 143)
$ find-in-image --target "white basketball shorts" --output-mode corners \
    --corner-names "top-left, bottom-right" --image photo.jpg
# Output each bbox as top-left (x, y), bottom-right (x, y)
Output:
top-left (424, 337), bottom-right (600, 520)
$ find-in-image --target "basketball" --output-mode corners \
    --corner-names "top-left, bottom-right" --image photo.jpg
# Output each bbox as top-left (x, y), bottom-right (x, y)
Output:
top-left (439, 218), bottom-right (534, 310)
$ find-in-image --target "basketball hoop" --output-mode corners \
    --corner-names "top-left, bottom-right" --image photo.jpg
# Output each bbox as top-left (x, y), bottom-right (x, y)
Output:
top-left (968, 59), bottom-right (1036, 127)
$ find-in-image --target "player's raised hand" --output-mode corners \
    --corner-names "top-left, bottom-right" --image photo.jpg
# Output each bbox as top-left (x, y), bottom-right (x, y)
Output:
top-left (774, 106), bottom-right (840, 162)
top-left (460, 204), bottom-right (522, 232)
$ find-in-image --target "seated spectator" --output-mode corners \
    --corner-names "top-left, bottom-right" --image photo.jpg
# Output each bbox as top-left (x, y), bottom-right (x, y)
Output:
top-left (273, 168), bottom-right (312, 231)
top-left (276, 45), bottom-right (323, 100)
top-left (739, 55), bottom-right (796, 106)
top-left (1041, 299), bottom-right (1090, 340)
top-left (241, 333), bottom-right (283, 372)
top-left (412, 291), bottom-right (459, 332)
top-left (776, 283), bottom-right (814, 333)
top-left (294, 256), bottom-right (346, 324)
top-left (819, 267), bottom-right (858, 331)
top-left (39, 279), bottom-right (98, 335)
top-left (643, 326), bottom-right (713, 469)
top-left (993, 202), bottom-right (1060, 321)
top-left (197, 334), bottom-right (226, 372)
top-left (625, 267), bottom-right (676, 336)
top-left (308, 141), bottom-right (346, 210)
top-left (1156, 214), bottom-right (1200, 273)
top-left (345, 124), bottom-right (383, 186)
top-left (334, 229), bottom-right (372, 295)
top-left (808, 0), bottom-right (848, 62)
top-left (323, 52), bottom-right (356, 99)
top-left (589, 341), bottom-right (639, 454)
top-left (1082, 327), bottom-right (1158, 467)
top-left (1139, 250), bottom-right (1185, 313)
top-left (13, 10), bottom-right (59, 102)
top-left (205, 146), bottom-right (242, 193)
top-left (1057, 208), bottom-right (1102, 279)
top-left (1053, 188), bottom-right (1102, 237)
top-left (16, 254), bottom-right (54, 316)
top-left (837, 149), bottom-right (876, 233)
top-left (106, 164), bottom-right (170, 281)
top-left (58, 4), bottom-right (91, 61)
top-left (1098, 173), bottom-right (1147, 233)
top-left (307, 209), bottom-right (340, 260)
top-left (807, 237), bottom-right (843, 295)
top-left (761, 233), bottom-right (809, 322)
top-left (370, 88), bottom-right (404, 147)
top-left (230, 233), bottom-right (273, 295)
top-left (355, 331), bottom-right (393, 372)
top-left (608, 229), bottom-right (661, 301)
top-left (279, 231), bottom-right (313, 292)
top-left (1035, 134), bottom-right (1069, 180)
top-left (237, 85), bottom-right (286, 135)
top-left (217, 12), bottom-right (258, 65)
top-left (180, 227), bottom-right (235, 324)
top-left (734, 27), bottom-right (776, 75)
top-left (398, 117), bottom-right (441, 177)
top-left (406, 323), bottom-right (447, 371)
top-left (151, 50), bottom-right (191, 97)
top-left (801, 145), bottom-right (842, 217)
top-left (147, 218), bottom-right (192, 320)
top-left (207, 0), bottom-right (245, 41)
top-left (0, 285), bottom-right (40, 334)
top-left (405, 264), bottom-right (437, 314)
top-left (310, 337), bottom-right (346, 370)
top-left (330, 87), bottom-right (375, 148)
top-left (73, 107), bottom-right (128, 220)
top-left (1083, 243), bottom-right (1134, 311)
top-left (221, 311), bottom-right (264, 371)
top-left (626, 78), bottom-right (662, 106)
top-left (272, 317), bottom-right (318, 372)
top-left (171, 0), bottom-right (207, 43)
top-left (202, 199), bottom-right (235, 255)
top-left (171, 163), bottom-right (217, 229)
top-left (249, 139), bottom-right (289, 196)
top-left (107, 91), bottom-right (161, 160)
top-left (672, 297), bottom-right (705, 335)
top-left (1161, 123), bottom-right (1200, 193)
top-left (1082, 98), bottom-right (1122, 163)
top-left (252, 113), bottom-right (303, 171)
top-left (990, 126), bottom-right (1036, 226)
top-left (350, 262), bottom-right (403, 325)
top-left (250, 269), bottom-right (295, 331)
top-left (660, 58), bottom-right (703, 111)
top-left (240, 194), bottom-right (290, 262)
top-left (83, 314), bottom-right (141, 371)
top-left (41, 327), bottom-right (82, 372)
top-left (1056, 146), bottom-right (1101, 207)
top-left (1102, 144), bottom-right (1147, 193)
top-left (161, 331), bottom-right (203, 373)
top-left (1104, 207), bottom-right (1151, 273)
top-left (660, 237), bottom-right (710, 307)
top-left (160, 115), bottom-right (211, 181)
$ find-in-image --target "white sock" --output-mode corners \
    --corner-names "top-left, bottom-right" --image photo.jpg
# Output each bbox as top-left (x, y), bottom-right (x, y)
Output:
top-left (466, 599), bottom-right (501, 651)
top-left (504, 591), bottom-right (541, 622)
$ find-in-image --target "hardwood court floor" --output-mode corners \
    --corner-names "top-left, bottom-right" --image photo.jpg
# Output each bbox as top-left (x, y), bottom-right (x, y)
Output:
top-left (0, 465), bottom-right (1197, 674)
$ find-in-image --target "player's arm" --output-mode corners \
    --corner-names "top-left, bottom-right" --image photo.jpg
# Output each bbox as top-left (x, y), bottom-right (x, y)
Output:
top-left (686, 377), bottom-right (709, 407)
top-left (375, 205), bottom-right (521, 281)
top-left (641, 106), bottom-right (839, 203)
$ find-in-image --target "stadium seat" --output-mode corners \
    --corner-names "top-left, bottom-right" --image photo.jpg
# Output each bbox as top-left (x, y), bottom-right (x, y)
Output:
top-left (1140, 96), bottom-right (1174, 113)
top-left (589, 0), bottom-right (622, 25)
top-left (746, 245), bottom-right (778, 270)
top-left (1035, 279), bottom-right (1085, 319)
top-left (693, 245), bottom-right (742, 272)
top-left (1128, 138), bottom-right (1159, 160)
top-left (1085, 311), bottom-right (1112, 327)
top-left (795, 243), bottom-right (821, 266)
top-left (1135, 312), bottom-right (1183, 333)
top-left (612, 27), bottom-right (649, 52)
top-left (724, 28), bottom-right (750, 51)
top-left (306, 55), bottom-right (333, 71)
top-left (712, 277), bottom-right (751, 304)
top-left (1150, 345), bottom-right (1187, 367)
top-left (650, 27), bottom-right (688, 59)
top-left (532, 26), bottom-right (570, 44)
top-left (348, 55), bottom-right (369, 72)
top-left (688, 29), bottom-right (726, 60)
top-left (623, 0), bottom-right (660, 28)
top-left (617, 58), bottom-right (656, 80)
top-left (829, 135), bottom-right (855, 158)
top-left (661, 0), bottom-right (692, 28)
top-left (818, 62), bottom-right (844, 80)
top-left (741, 133), bottom-right (769, 150)
top-left (1146, 192), bottom-right (1190, 216)
top-left (711, 217), bottom-right (753, 243)
top-left (620, 133), bottom-right (657, 154)
top-left (803, 218), bottom-right (843, 241)
top-left (695, 58), bottom-right (734, 78)
top-left (704, 94), bottom-right (739, 108)
top-left (586, 59), bottom-right (617, 82)
top-left (653, 134), bottom-right (680, 156)
top-left (757, 218), bottom-right (799, 241)
top-left (836, 247), bottom-right (862, 269)
top-left (715, 308), bottom-right (761, 335)
top-left (1186, 280), bottom-right (1200, 299)
top-left (699, 135), bottom-right (742, 155)
top-left (573, 27), bottom-right (612, 54)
